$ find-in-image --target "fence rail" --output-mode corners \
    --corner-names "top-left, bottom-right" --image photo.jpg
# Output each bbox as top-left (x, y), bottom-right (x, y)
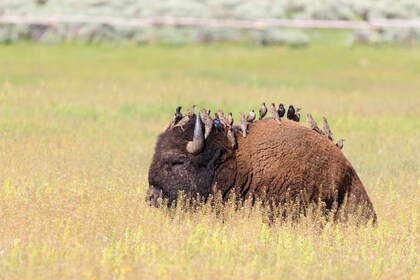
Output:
top-left (1, 15), bottom-right (420, 30)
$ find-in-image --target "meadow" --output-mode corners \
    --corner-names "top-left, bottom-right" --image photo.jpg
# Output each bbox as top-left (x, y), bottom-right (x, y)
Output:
top-left (0, 35), bottom-right (419, 279)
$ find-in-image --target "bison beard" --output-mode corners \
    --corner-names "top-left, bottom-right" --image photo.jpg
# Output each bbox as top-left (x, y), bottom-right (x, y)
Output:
top-left (148, 116), bottom-right (376, 223)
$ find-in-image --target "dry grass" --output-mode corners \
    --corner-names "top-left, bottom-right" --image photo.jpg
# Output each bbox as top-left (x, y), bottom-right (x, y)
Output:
top-left (0, 39), bottom-right (419, 279)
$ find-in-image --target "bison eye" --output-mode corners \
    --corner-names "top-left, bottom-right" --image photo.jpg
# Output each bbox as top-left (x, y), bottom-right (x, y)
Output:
top-left (172, 161), bottom-right (184, 166)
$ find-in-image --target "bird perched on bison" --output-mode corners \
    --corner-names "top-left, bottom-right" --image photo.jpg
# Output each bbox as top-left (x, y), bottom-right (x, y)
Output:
top-left (200, 109), bottom-right (213, 139)
top-left (148, 112), bottom-right (376, 224)
top-left (172, 113), bottom-right (190, 130)
top-left (277, 103), bottom-right (286, 118)
top-left (175, 106), bottom-right (183, 119)
top-left (213, 113), bottom-right (224, 131)
top-left (292, 108), bottom-right (301, 122)
top-left (216, 110), bottom-right (229, 128)
top-left (307, 113), bottom-right (323, 135)
top-left (259, 102), bottom-right (267, 120)
top-left (172, 105), bottom-right (196, 130)
top-left (323, 117), bottom-right (334, 141)
top-left (287, 105), bottom-right (295, 120)
top-left (227, 127), bottom-right (237, 150)
top-left (186, 104), bottom-right (196, 117)
top-left (239, 112), bottom-right (248, 138)
top-left (247, 110), bottom-right (256, 122)
top-left (270, 103), bottom-right (281, 124)
top-left (227, 113), bottom-right (234, 126)
top-left (336, 139), bottom-right (345, 150)
top-left (167, 106), bottom-right (183, 129)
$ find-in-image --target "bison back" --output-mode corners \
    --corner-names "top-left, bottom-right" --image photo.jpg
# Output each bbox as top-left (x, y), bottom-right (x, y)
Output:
top-left (233, 119), bottom-right (376, 221)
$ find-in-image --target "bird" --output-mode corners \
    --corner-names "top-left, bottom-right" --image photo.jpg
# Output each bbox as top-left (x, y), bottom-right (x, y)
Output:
top-left (167, 113), bottom-right (177, 130)
top-left (239, 112), bottom-right (248, 138)
top-left (227, 112), bottom-right (234, 126)
top-left (213, 113), bottom-right (224, 131)
top-left (307, 113), bottom-right (323, 134)
top-left (227, 127), bottom-right (237, 149)
top-left (175, 106), bottom-right (183, 121)
top-left (172, 114), bottom-right (190, 130)
top-left (186, 104), bottom-right (196, 117)
top-left (216, 110), bottom-right (229, 127)
top-left (200, 109), bottom-right (214, 139)
top-left (292, 107), bottom-right (301, 122)
top-left (322, 117), bottom-right (334, 141)
top-left (336, 139), bottom-right (345, 150)
top-left (270, 103), bottom-right (281, 123)
top-left (167, 106), bottom-right (184, 129)
top-left (287, 105), bottom-right (295, 120)
top-left (277, 103), bottom-right (286, 118)
top-left (247, 110), bottom-right (256, 122)
top-left (259, 102), bottom-right (267, 120)
top-left (200, 108), bottom-right (210, 120)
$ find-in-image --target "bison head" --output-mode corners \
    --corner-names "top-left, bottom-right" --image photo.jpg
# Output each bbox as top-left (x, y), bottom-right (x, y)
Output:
top-left (148, 115), bottom-right (235, 206)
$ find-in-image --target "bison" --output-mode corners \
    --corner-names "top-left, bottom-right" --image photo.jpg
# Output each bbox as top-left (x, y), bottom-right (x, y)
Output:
top-left (147, 113), bottom-right (376, 223)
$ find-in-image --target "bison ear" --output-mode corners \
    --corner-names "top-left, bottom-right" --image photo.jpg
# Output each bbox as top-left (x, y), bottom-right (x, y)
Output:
top-left (186, 114), bottom-right (204, 155)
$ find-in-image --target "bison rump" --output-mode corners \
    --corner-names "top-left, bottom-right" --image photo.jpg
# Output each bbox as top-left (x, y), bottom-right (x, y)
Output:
top-left (231, 119), bottom-right (376, 222)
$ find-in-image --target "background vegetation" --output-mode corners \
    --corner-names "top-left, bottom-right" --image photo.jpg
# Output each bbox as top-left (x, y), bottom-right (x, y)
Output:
top-left (0, 35), bottom-right (419, 279)
top-left (1, 0), bottom-right (420, 45)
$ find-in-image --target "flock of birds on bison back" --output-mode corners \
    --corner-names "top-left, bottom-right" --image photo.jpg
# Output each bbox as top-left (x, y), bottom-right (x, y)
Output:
top-left (167, 102), bottom-right (345, 151)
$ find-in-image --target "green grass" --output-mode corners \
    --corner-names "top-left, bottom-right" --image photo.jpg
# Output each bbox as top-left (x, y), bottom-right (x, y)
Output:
top-left (0, 39), bottom-right (419, 279)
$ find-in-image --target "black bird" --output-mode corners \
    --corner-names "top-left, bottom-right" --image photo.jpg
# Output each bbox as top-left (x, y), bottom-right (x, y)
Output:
top-left (213, 113), bottom-right (224, 131)
top-left (287, 105), bottom-right (295, 120)
top-left (175, 106), bottom-right (183, 122)
top-left (277, 103), bottom-right (286, 118)
top-left (292, 108), bottom-right (301, 122)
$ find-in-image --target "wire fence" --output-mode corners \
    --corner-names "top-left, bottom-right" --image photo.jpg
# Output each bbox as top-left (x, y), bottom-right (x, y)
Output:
top-left (1, 15), bottom-right (420, 30)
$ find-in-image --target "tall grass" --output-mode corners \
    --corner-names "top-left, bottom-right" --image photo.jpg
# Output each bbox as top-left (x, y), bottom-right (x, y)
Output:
top-left (0, 40), bottom-right (419, 279)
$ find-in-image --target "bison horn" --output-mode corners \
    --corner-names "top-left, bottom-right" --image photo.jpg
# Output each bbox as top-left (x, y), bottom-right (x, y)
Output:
top-left (186, 114), bottom-right (204, 155)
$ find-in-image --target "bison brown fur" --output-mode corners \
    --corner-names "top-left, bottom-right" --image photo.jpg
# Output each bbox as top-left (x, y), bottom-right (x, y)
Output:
top-left (148, 115), bottom-right (376, 223)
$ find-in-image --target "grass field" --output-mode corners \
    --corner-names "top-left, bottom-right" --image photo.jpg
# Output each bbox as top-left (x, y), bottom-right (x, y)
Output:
top-left (0, 37), bottom-right (419, 279)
